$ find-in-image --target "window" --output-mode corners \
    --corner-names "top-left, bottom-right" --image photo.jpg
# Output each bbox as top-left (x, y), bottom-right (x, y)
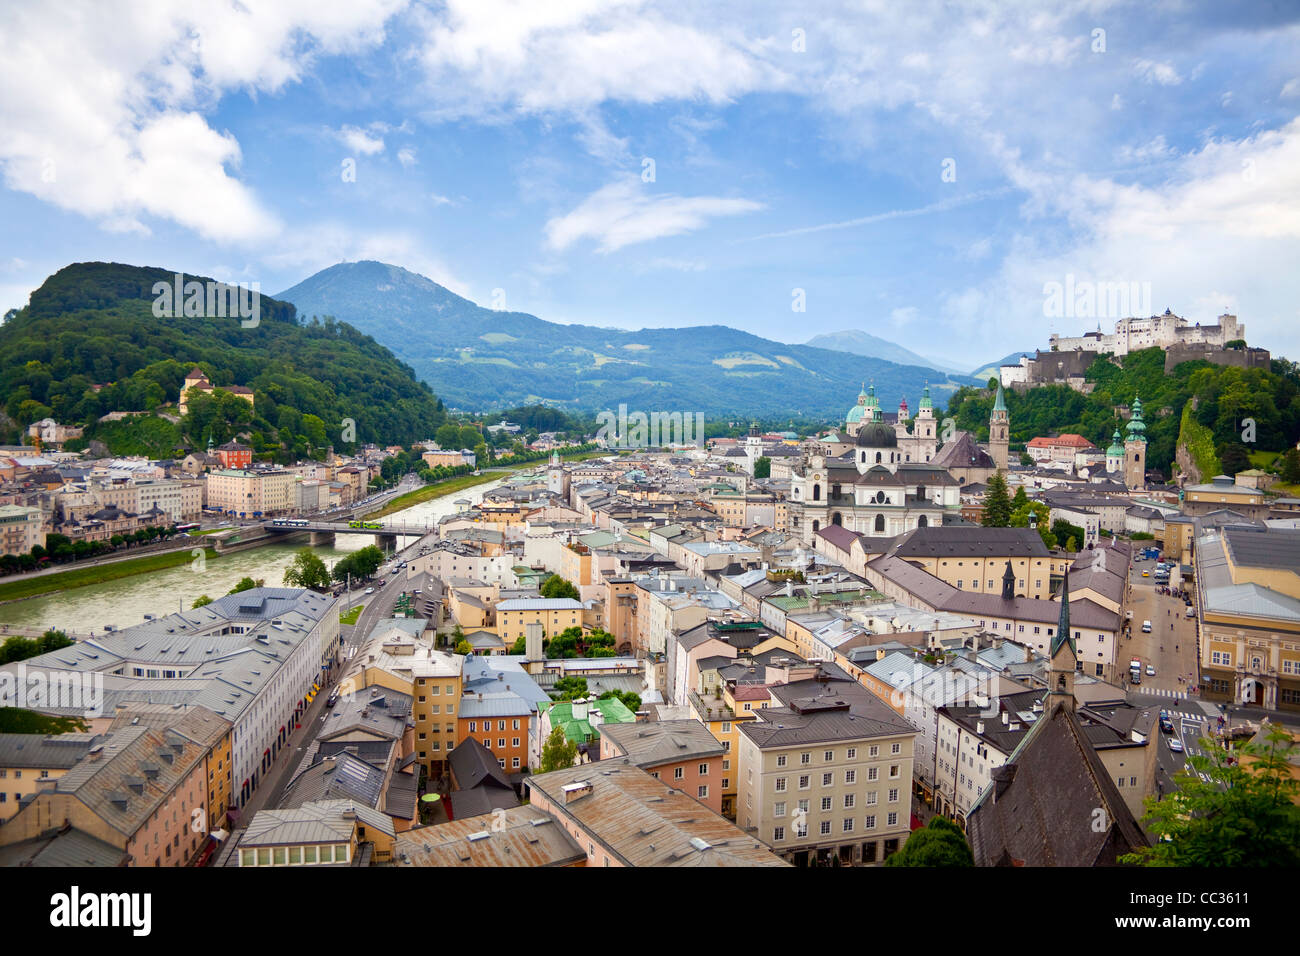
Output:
top-left (820, 820), bottom-right (832, 835)
top-left (869, 745), bottom-right (879, 757)
top-left (498, 738), bottom-right (505, 749)
top-left (721, 722), bottom-right (732, 733)
top-left (698, 763), bottom-right (709, 775)
top-left (513, 719), bottom-right (520, 730)
top-left (888, 788), bottom-right (899, 802)
top-left (865, 815), bottom-right (876, 830)
top-left (821, 796), bottom-right (832, 811)
top-left (698, 785), bottom-right (708, 798)
top-left (891, 743), bottom-right (901, 755)
top-left (774, 826), bottom-right (785, 841)
top-left (846, 748), bottom-right (856, 759)
top-left (775, 801), bottom-right (786, 817)
top-left (498, 720), bottom-right (506, 731)
top-left (798, 775), bottom-right (810, 789)
top-left (824, 750), bottom-right (834, 761)
top-left (843, 818), bottom-right (855, 832)
top-left (889, 764), bottom-right (900, 778)
top-left (822, 772), bottom-right (833, 786)
top-left (674, 767), bottom-right (684, 780)
top-left (469, 721), bottom-right (477, 733)
top-left (844, 793), bottom-right (856, 808)
top-left (887, 812), bottom-right (898, 826)
top-left (845, 769), bottom-right (857, 784)
top-left (800, 752), bottom-right (811, 764)
top-left (866, 791), bottom-right (878, 805)
top-left (776, 754), bottom-right (787, 767)
top-left (867, 767), bottom-right (879, 781)
top-left (722, 778), bottom-right (730, 789)
top-left (775, 777), bottom-right (787, 792)
top-left (512, 737), bottom-right (520, 747)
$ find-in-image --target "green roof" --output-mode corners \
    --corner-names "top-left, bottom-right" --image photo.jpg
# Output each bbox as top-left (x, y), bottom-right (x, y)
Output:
top-left (543, 697), bottom-right (637, 744)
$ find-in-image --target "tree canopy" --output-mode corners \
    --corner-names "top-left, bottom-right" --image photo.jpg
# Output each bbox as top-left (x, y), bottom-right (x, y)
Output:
top-left (884, 816), bottom-right (974, 867)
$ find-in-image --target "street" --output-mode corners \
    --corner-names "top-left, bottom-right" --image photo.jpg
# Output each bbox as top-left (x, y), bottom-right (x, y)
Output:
top-left (1122, 557), bottom-right (1198, 699)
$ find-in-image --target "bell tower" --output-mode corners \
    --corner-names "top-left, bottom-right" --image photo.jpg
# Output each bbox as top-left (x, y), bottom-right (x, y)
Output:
top-left (1048, 570), bottom-right (1076, 710)
top-left (1124, 396), bottom-right (1147, 491)
top-left (988, 384), bottom-right (1009, 471)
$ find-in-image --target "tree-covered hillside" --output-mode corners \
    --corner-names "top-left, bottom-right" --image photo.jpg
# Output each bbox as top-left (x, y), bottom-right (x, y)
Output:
top-left (942, 348), bottom-right (1300, 476)
top-left (0, 262), bottom-right (447, 457)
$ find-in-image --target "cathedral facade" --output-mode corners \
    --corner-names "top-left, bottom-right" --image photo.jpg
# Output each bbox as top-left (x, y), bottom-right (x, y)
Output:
top-left (790, 383), bottom-right (1008, 543)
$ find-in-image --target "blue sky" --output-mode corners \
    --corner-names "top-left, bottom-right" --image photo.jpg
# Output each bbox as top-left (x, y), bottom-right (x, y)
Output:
top-left (2, 0), bottom-right (1299, 369)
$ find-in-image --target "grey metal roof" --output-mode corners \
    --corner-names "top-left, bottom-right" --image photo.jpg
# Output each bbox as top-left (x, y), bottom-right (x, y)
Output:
top-left (0, 827), bottom-right (126, 867)
top-left (0, 732), bottom-right (98, 769)
top-left (281, 751), bottom-right (389, 811)
top-left (598, 719), bottom-right (723, 767)
top-left (241, 798), bottom-right (393, 848)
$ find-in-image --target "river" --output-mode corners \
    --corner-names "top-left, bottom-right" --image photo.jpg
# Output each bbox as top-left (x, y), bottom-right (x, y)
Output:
top-left (0, 474), bottom-right (512, 635)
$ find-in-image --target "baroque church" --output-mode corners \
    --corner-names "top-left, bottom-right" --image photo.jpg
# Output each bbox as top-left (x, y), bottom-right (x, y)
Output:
top-left (790, 383), bottom-right (1010, 543)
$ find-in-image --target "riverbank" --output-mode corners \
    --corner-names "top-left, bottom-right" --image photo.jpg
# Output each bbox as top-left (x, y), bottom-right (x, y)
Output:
top-left (0, 547), bottom-right (219, 605)
top-left (365, 449), bottom-right (603, 519)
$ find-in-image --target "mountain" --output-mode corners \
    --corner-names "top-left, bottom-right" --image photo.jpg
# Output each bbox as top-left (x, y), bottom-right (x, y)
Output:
top-left (275, 261), bottom-right (979, 418)
top-left (972, 350), bottom-right (1036, 380)
top-left (804, 330), bottom-right (966, 376)
top-left (0, 262), bottom-right (447, 455)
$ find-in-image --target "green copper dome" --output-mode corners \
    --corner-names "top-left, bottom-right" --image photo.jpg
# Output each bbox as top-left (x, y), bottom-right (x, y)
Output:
top-left (919, 383), bottom-right (933, 410)
top-left (1107, 430), bottom-right (1124, 457)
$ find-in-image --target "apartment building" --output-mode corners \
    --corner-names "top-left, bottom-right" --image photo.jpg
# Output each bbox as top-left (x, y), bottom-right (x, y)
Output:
top-left (598, 719), bottom-right (725, 815)
top-left (0, 504), bottom-right (43, 554)
top-left (737, 673), bottom-right (919, 866)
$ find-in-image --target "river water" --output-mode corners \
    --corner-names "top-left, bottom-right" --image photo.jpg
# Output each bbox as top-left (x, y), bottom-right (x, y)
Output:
top-left (0, 475), bottom-right (511, 635)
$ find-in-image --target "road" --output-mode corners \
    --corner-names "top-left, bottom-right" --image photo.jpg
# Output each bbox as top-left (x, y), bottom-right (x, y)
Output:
top-left (1122, 556), bottom-right (1198, 699)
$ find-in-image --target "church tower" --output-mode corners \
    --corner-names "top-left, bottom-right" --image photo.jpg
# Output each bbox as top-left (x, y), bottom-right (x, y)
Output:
top-left (915, 383), bottom-right (937, 461)
top-left (1105, 430), bottom-right (1124, 475)
top-left (745, 421), bottom-right (763, 475)
top-left (1048, 570), bottom-right (1076, 710)
top-left (547, 451), bottom-right (569, 499)
top-left (988, 384), bottom-right (1009, 472)
top-left (1123, 396), bottom-right (1147, 491)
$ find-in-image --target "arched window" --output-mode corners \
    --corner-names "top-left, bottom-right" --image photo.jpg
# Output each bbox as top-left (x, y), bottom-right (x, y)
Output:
top-left (875, 452), bottom-right (882, 464)
top-left (918, 515), bottom-right (928, 528)
top-left (812, 484), bottom-right (821, 501)
top-left (811, 520), bottom-right (820, 534)
top-left (874, 514), bottom-right (885, 533)
top-left (832, 513), bottom-right (843, 526)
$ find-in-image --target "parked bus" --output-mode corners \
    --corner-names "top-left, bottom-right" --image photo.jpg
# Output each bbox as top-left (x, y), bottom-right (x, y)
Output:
top-left (174, 523), bottom-right (200, 533)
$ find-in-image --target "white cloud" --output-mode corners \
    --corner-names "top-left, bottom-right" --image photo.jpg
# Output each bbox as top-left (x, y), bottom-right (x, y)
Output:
top-left (1132, 58), bottom-right (1182, 86)
top-left (544, 178), bottom-right (762, 253)
top-left (0, 0), bottom-right (406, 242)
top-left (397, 146), bottom-right (418, 167)
top-left (338, 125), bottom-right (387, 156)
top-left (1283, 78), bottom-right (1300, 99)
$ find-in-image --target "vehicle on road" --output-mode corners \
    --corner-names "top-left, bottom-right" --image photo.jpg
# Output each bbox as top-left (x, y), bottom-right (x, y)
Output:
top-left (1185, 606), bottom-right (1196, 618)
top-left (1146, 664), bottom-right (1156, 676)
top-left (1159, 714), bottom-right (1174, 733)
top-left (326, 691), bottom-right (339, 708)
top-left (1141, 570), bottom-right (1150, 577)
top-left (1141, 620), bottom-right (1152, 633)
top-left (364, 587), bottom-right (374, 595)
top-left (1168, 738), bottom-right (1184, 753)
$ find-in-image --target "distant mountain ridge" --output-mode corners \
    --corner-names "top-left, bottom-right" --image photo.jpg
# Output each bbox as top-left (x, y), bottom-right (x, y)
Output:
top-left (804, 330), bottom-right (966, 377)
top-left (275, 261), bottom-right (980, 418)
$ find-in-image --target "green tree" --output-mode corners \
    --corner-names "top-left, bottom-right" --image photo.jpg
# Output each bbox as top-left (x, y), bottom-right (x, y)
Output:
top-left (540, 574), bottom-right (580, 601)
top-left (1051, 519), bottom-right (1085, 552)
top-left (551, 676), bottom-right (589, 700)
top-left (435, 422), bottom-right (461, 448)
top-left (1010, 501), bottom-right (1056, 549)
top-left (1122, 723), bottom-right (1300, 867)
top-left (227, 576), bottom-right (261, 595)
top-left (1019, 451), bottom-right (1035, 467)
top-left (1215, 442), bottom-right (1251, 477)
top-left (981, 472), bottom-right (1012, 527)
top-left (1011, 486), bottom-right (1028, 510)
top-left (283, 548), bottom-right (332, 590)
top-left (332, 545), bottom-right (385, 582)
top-left (38, 630), bottom-right (73, 654)
top-left (599, 689), bottom-right (641, 712)
top-left (884, 816), bottom-right (974, 867)
top-left (192, 594), bottom-right (213, 608)
top-left (540, 725), bottom-right (578, 773)
top-left (1282, 448), bottom-right (1300, 484)
top-left (753, 456), bottom-right (771, 479)
top-left (0, 636), bottom-right (40, 664)
top-left (454, 640), bottom-right (472, 655)
top-left (509, 635), bottom-right (527, 654)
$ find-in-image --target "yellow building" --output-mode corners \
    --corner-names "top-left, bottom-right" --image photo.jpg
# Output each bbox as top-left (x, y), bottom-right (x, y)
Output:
top-left (495, 598), bottom-right (584, 642)
top-left (0, 733), bottom-right (98, 823)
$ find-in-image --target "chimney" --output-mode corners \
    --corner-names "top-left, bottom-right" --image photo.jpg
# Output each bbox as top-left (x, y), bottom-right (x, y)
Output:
top-left (571, 698), bottom-right (589, 722)
top-left (976, 720), bottom-right (985, 735)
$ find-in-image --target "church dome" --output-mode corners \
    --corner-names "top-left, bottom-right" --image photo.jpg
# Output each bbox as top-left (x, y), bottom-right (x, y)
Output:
top-left (846, 404), bottom-right (866, 423)
top-left (855, 421), bottom-right (898, 448)
top-left (1106, 430), bottom-right (1124, 457)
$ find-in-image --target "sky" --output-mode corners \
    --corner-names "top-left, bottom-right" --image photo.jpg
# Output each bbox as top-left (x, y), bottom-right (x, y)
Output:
top-left (2, 0), bottom-right (1299, 370)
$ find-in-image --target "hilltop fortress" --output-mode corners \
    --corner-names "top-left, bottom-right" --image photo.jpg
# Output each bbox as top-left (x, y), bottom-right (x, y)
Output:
top-left (1002, 310), bottom-right (1269, 391)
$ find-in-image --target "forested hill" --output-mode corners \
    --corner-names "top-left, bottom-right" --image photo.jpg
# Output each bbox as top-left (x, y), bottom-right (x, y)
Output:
top-left (942, 347), bottom-right (1300, 477)
top-left (0, 262), bottom-right (447, 457)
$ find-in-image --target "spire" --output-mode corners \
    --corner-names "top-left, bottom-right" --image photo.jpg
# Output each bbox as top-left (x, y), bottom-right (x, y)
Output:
top-left (992, 383), bottom-right (1007, 414)
top-left (1051, 570), bottom-right (1074, 658)
top-left (1125, 394), bottom-right (1146, 443)
top-left (1001, 560), bottom-right (1015, 600)
top-left (920, 382), bottom-right (933, 410)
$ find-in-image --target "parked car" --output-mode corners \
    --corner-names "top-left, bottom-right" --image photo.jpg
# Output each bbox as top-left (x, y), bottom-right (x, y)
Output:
top-left (325, 691), bottom-right (339, 708)
top-left (1142, 570), bottom-right (1150, 577)
top-left (1168, 738), bottom-right (1184, 753)
top-left (1141, 620), bottom-right (1152, 633)
top-left (1146, 664), bottom-right (1156, 676)
top-left (364, 587), bottom-right (374, 595)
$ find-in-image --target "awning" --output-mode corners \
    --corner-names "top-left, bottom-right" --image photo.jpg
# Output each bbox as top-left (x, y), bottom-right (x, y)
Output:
top-left (311, 683), bottom-right (320, 693)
